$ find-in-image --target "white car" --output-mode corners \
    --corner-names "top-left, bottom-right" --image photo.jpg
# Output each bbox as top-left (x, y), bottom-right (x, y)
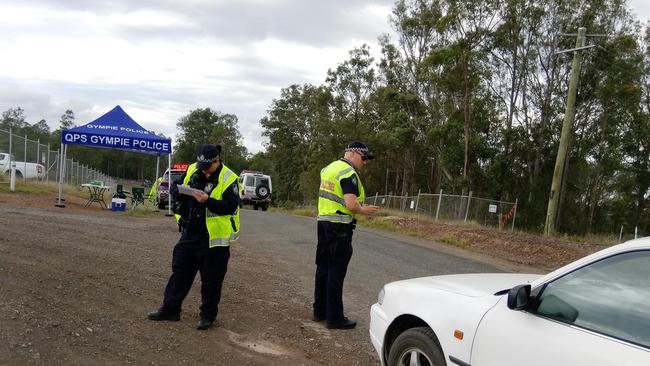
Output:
top-left (370, 237), bottom-right (650, 366)
top-left (0, 152), bottom-right (45, 180)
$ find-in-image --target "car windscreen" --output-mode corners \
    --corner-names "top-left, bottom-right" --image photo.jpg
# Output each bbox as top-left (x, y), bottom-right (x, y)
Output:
top-left (170, 171), bottom-right (184, 182)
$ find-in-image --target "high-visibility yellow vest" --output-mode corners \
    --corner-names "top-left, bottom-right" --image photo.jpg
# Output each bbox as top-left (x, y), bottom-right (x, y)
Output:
top-left (149, 177), bottom-right (162, 202)
top-left (317, 160), bottom-right (365, 224)
top-left (177, 163), bottom-right (241, 247)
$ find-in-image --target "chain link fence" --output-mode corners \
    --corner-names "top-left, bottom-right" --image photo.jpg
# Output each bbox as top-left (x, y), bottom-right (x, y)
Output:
top-left (0, 128), bottom-right (114, 188)
top-left (365, 191), bottom-right (518, 230)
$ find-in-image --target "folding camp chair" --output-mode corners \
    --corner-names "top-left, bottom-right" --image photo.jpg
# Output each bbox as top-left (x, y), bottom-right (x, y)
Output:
top-left (131, 186), bottom-right (145, 209)
top-left (115, 184), bottom-right (128, 199)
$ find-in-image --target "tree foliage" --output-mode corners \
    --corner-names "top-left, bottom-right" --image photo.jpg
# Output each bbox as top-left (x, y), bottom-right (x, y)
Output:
top-left (259, 0), bottom-right (650, 236)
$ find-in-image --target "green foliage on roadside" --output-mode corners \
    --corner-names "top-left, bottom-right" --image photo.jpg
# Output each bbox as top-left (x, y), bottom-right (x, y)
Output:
top-left (259, 0), bottom-right (650, 237)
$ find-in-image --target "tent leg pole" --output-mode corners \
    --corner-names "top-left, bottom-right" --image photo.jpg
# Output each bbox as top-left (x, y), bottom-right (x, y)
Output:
top-left (155, 156), bottom-right (160, 185)
top-left (153, 155), bottom-right (160, 211)
top-left (55, 143), bottom-right (66, 208)
top-left (165, 148), bottom-right (173, 217)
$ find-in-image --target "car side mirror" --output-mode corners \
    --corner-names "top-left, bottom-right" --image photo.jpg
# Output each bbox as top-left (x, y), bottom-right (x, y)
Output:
top-left (507, 284), bottom-right (531, 310)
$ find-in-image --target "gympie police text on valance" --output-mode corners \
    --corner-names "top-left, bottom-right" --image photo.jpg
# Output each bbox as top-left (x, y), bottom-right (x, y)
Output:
top-left (61, 105), bottom-right (172, 155)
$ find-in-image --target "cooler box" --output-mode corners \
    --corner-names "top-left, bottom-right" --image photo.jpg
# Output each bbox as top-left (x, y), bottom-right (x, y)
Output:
top-left (111, 198), bottom-right (126, 212)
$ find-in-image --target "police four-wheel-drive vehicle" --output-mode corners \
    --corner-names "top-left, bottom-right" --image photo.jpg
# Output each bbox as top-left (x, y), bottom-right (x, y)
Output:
top-left (238, 170), bottom-right (272, 211)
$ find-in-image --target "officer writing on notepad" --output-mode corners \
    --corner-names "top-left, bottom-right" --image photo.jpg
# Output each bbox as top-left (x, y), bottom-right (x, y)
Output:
top-left (148, 144), bottom-right (241, 330)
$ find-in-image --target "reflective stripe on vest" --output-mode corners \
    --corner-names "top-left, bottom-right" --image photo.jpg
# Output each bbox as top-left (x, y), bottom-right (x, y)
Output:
top-left (336, 167), bottom-right (355, 180)
top-left (316, 214), bottom-right (355, 224)
top-left (318, 190), bottom-right (346, 205)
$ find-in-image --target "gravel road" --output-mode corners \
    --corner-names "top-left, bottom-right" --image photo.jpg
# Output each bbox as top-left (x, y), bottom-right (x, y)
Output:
top-left (0, 194), bottom-right (502, 366)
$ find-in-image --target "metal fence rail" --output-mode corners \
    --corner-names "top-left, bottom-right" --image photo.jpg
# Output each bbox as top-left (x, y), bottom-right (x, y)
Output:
top-left (366, 191), bottom-right (518, 230)
top-left (0, 128), bottom-right (114, 188)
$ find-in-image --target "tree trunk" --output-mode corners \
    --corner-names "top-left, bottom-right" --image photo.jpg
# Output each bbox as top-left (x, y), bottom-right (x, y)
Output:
top-left (462, 56), bottom-right (472, 196)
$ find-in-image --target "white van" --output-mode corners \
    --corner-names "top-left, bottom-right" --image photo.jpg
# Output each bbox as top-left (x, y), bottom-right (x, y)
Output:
top-left (238, 170), bottom-right (272, 211)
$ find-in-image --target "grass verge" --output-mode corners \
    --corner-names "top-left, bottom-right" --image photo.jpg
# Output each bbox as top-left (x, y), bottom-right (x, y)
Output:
top-left (0, 181), bottom-right (104, 200)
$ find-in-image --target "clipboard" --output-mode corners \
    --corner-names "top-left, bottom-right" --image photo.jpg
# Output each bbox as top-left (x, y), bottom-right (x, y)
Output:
top-left (177, 184), bottom-right (202, 196)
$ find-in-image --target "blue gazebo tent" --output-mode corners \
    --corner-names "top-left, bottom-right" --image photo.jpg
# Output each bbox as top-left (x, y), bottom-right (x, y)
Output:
top-left (57, 105), bottom-right (173, 211)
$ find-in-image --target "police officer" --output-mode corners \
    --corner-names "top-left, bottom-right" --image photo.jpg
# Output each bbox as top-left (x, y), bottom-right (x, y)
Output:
top-left (313, 141), bottom-right (379, 329)
top-left (148, 144), bottom-right (241, 330)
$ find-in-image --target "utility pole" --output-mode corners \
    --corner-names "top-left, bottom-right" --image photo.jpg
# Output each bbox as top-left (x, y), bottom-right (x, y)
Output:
top-left (544, 27), bottom-right (591, 236)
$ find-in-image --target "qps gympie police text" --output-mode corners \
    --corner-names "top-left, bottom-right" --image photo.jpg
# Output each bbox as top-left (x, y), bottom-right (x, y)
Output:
top-left (63, 132), bottom-right (170, 152)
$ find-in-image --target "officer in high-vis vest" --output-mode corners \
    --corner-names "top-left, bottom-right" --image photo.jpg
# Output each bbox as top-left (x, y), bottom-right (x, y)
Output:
top-left (148, 144), bottom-right (241, 330)
top-left (313, 141), bottom-right (379, 329)
top-left (149, 176), bottom-right (162, 203)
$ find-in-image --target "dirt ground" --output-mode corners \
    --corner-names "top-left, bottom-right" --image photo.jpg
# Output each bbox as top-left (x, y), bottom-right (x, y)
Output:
top-left (0, 191), bottom-right (378, 366)
top-left (0, 189), bottom-right (608, 365)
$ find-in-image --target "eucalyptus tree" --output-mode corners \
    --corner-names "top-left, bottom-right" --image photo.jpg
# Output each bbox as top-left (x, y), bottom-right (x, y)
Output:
top-left (485, 0), bottom-right (543, 201)
top-left (1, 107), bottom-right (28, 132)
top-left (261, 84), bottom-right (333, 203)
top-left (380, 0), bottom-right (451, 192)
top-left (175, 108), bottom-right (248, 173)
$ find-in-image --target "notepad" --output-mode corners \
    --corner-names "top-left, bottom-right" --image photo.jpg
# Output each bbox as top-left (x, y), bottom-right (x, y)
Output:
top-left (177, 184), bottom-right (202, 196)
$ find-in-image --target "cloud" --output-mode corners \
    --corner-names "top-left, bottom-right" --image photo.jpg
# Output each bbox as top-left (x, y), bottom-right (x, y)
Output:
top-left (0, 0), bottom-right (394, 154)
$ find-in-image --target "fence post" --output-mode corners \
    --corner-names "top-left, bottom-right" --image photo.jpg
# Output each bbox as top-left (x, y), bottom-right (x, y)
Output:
top-left (511, 198), bottom-right (518, 231)
top-left (435, 189), bottom-right (443, 221)
top-left (374, 192), bottom-right (378, 205)
top-left (46, 144), bottom-right (50, 184)
top-left (55, 149), bottom-right (59, 185)
top-left (9, 129), bottom-right (15, 191)
top-left (635, 226), bottom-right (638, 240)
top-left (464, 190), bottom-right (473, 222)
top-left (415, 189), bottom-right (421, 212)
top-left (619, 225), bottom-right (624, 243)
top-left (36, 139), bottom-right (40, 182)
top-left (387, 192), bottom-right (392, 209)
top-left (24, 134), bottom-right (27, 183)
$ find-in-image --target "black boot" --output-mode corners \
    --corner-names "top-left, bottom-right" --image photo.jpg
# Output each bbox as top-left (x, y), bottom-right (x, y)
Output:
top-left (196, 318), bottom-right (213, 330)
top-left (327, 317), bottom-right (356, 329)
top-left (147, 309), bottom-right (180, 321)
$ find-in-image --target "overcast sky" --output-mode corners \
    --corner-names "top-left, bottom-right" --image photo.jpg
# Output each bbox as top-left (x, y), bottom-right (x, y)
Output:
top-left (1, 0), bottom-right (649, 154)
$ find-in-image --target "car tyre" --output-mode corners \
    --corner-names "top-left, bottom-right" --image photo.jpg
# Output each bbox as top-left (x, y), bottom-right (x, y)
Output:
top-left (261, 203), bottom-right (268, 211)
top-left (253, 204), bottom-right (259, 210)
top-left (255, 184), bottom-right (270, 199)
top-left (388, 327), bottom-right (446, 366)
top-left (158, 201), bottom-right (166, 210)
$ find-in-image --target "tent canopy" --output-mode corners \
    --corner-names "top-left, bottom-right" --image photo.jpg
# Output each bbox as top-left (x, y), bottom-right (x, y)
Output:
top-left (61, 105), bottom-right (171, 155)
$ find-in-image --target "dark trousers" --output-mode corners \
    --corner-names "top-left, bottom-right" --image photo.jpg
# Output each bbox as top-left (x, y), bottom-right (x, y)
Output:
top-left (161, 231), bottom-right (230, 321)
top-left (313, 221), bottom-right (354, 323)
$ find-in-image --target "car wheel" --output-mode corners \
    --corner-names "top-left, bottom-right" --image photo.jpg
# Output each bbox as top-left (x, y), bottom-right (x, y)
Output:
top-left (255, 184), bottom-right (270, 199)
top-left (158, 201), bottom-right (166, 210)
top-left (261, 203), bottom-right (268, 211)
top-left (388, 327), bottom-right (446, 366)
top-left (14, 170), bottom-right (23, 179)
